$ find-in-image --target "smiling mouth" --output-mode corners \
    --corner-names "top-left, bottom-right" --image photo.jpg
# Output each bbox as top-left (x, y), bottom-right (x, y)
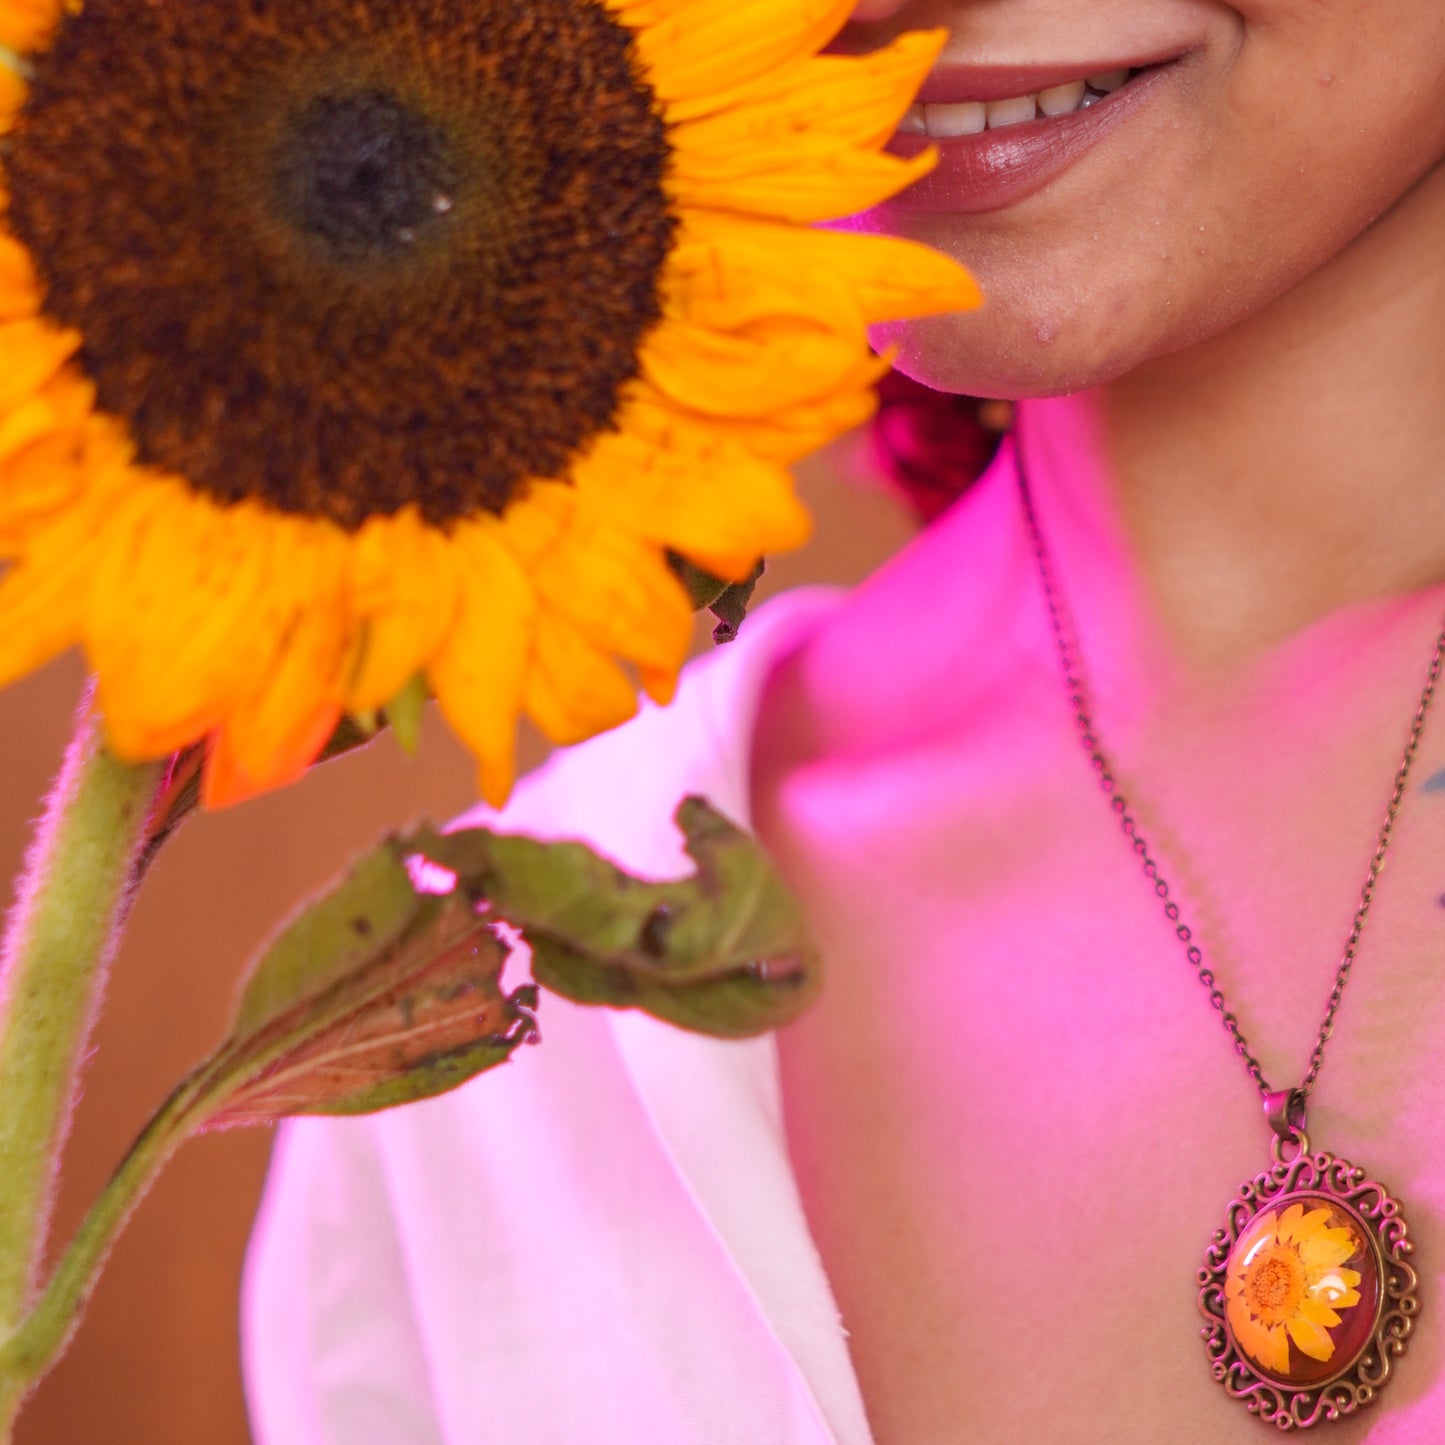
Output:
top-left (900, 66), bottom-right (1155, 138)
top-left (877, 53), bottom-right (1190, 216)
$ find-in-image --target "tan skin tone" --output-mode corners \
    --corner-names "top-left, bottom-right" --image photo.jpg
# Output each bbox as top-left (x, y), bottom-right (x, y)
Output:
top-left (753, 3), bottom-right (1445, 1440)
top-left (846, 0), bottom-right (1445, 663)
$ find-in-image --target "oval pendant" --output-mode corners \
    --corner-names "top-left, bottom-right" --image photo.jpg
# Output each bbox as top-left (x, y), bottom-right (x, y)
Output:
top-left (1198, 1137), bottom-right (1420, 1430)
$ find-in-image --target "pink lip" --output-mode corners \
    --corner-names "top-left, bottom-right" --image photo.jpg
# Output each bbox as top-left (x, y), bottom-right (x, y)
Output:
top-left (882, 61), bottom-right (1182, 217)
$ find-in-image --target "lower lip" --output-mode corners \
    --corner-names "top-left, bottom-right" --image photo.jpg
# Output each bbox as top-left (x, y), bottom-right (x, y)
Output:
top-left (880, 63), bottom-right (1178, 217)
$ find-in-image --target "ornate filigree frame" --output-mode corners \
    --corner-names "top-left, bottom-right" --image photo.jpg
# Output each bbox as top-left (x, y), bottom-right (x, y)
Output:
top-left (1198, 1147), bottom-right (1420, 1431)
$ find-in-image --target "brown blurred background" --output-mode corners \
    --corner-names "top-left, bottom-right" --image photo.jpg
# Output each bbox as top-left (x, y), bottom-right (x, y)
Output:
top-left (3, 442), bottom-right (916, 1445)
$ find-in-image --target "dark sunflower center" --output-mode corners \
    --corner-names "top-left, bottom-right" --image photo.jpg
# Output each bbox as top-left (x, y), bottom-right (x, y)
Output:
top-left (4, 0), bottom-right (675, 529)
top-left (277, 92), bottom-right (459, 257)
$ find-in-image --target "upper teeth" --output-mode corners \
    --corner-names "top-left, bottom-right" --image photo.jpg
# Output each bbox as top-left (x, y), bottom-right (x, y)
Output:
top-left (900, 69), bottom-right (1133, 137)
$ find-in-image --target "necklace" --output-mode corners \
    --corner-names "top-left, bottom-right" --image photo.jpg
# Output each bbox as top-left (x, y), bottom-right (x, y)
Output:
top-left (1016, 443), bottom-right (1431, 1431)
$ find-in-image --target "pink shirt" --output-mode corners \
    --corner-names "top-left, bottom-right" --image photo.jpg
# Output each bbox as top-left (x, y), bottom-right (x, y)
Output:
top-left (243, 588), bottom-right (868, 1445)
top-left (246, 400), bottom-right (1445, 1440)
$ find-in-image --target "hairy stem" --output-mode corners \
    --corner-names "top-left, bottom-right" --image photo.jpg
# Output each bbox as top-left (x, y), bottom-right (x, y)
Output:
top-left (0, 696), bottom-right (162, 1433)
top-left (0, 1077), bottom-right (217, 1427)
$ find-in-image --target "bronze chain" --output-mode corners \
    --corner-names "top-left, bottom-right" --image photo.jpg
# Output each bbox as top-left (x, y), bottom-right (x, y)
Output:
top-left (1016, 450), bottom-right (1445, 1102)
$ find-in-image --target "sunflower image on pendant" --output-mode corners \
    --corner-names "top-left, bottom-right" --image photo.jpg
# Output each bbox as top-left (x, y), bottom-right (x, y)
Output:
top-left (0, 0), bottom-right (978, 807)
top-left (1223, 1199), bottom-right (1380, 1385)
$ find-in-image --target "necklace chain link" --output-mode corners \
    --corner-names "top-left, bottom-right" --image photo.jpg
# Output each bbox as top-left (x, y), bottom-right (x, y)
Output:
top-left (1017, 452), bottom-right (1445, 1102)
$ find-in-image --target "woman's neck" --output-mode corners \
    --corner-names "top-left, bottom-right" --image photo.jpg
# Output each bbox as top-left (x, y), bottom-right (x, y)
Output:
top-left (1048, 160), bottom-right (1445, 669)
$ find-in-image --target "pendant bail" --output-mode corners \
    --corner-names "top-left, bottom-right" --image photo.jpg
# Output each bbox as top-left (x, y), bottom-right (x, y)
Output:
top-left (1264, 1087), bottom-right (1307, 1142)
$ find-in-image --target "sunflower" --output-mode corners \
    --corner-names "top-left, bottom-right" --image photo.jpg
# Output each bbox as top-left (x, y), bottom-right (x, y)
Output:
top-left (1224, 1200), bottom-right (1368, 1379)
top-left (0, 0), bottom-right (977, 807)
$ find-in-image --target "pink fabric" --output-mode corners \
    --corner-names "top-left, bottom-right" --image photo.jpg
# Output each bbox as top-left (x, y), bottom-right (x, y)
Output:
top-left (243, 589), bottom-right (870, 1445)
top-left (245, 401), bottom-right (1445, 1439)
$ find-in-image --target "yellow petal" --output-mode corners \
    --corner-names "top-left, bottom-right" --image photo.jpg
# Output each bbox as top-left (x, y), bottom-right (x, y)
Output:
top-left (0, 233), bottom-right (40, 318)
top-left (0, 62), bottom-right (24, 133)
top-left (1296, 1225), bottom-right (1361, 1275)
top-left (1231, 1211), bottom-right (1279, 1277)
top-left (427, 519), bottom-right (537, 808)
top-left (530, 520), bottom-right (692, 675)
top-left (668, 32), bottom-right (946, 178)
top-left (1286, 1312), bottom-right (1336, 1364)
top-left (87, 485), bottom-right (285, 757)
top-left (0, 504), bottom-right (94, 685)
top-left (668, 145), bottom-right (937, 225)
top-left (576, 404), bottom-right (812, 572)
top-left (1228, 1296), bottom-right (1291, 1377)
top-left (524, 611), bottom-right (639, 747)
top-left (618, 0), bottom-right (855, 121)
top-left (346, 507), bottom-right (460, 712)
top-left (0, 317), bottom-right (82, 412)
top-left (0, 0), bottom-right (61, 54)
top-left (1275, 1203), bottom-right (1308, 1245)
top-left (641, 309), bottom-right (869, 421)
top-left (678, 208), bottom-right (981, 324)
top-left (0, 404), bottom-right (123, 554)
top-left (1298, 1297), bottom-right (1342, 1330)
top-left (200, 525), bottom-right (352, 805)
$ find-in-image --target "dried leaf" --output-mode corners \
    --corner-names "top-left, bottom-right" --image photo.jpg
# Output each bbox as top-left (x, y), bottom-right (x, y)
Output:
top-left (191, 841), bottom-right (538, 1128)
top-left (417, 796), bottom-right (822, 1038)
top-left (211, 899), bottom-right (539, 1126)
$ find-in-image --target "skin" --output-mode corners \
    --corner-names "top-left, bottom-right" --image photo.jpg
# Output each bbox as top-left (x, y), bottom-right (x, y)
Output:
top-left (842, 0), bottom-right (1445, 662)
top-left (752, 4), bottom-right (1445, 1441)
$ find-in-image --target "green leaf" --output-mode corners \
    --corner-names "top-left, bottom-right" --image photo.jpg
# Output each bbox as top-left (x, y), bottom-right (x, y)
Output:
top-left (229, 841), bottom-right (424, 1040)
top-left (209, 899), bottom-right (539, 1126)
top-left (191, 840), bottom-right (539, 1127)
top-left (385, 673), bottom-right (429, 759)
top-left (418, 797), bottom-right (821, 1038)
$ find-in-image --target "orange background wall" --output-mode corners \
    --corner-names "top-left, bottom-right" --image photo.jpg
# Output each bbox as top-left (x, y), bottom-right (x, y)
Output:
top-left (4, 445), bottom-right (916, 1445)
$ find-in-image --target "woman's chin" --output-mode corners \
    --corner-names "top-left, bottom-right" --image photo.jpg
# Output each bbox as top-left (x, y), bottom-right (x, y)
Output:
top-left (871, 311), bottom-right (1144, 402)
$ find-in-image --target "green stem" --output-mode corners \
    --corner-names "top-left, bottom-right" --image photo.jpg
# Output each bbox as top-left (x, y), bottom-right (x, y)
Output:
top-left (0, 697), bottom-right (162, 1435)
top-left (0, 1078), bottom-right (217, 1423)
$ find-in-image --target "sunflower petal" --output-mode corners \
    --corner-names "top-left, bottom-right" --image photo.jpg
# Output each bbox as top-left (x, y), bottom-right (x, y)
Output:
top-left (577, 407), bottom-right (812, 574)
top-left (0, 406), bottom-right (123, 554)
top-left (669, 146), bottom-right (937, 225)
top-left (524, 611), bottom-right (639, 746)
top-left (0, 507), bottom-right (93, 685)
top-left (618, 0), bottom-right (855, 120)
top-left (531, 520), bottom-right (692, 675)
top-left (0, 232), bottom-right (39, 318)
top-left (200, 528), bottom-right (352, 806)
top-left (678, 209), bottom-right (981, 324)
top-left (0, 62), bottom-right (24, 134)
top-left (346, 507), bottom-right (460, 713)
top-left (0, 317), bottom-right (81, 412)
top-left (668, 32), bottom-right (946, 176)
top-left (1286, 1313), bottom-right (1337, 1363)
top-left (641, 312), bottom-right (869, 421)
top-left (0, 0), bottom-right (60, 55)
top-left (1298, 1297), bottom-right (1342, 1330)
top-left (428, 520), bottom-right (537, 808)
top-left (1296, 1225), bottom-right (1361, 1275)
top-left (88, 485), bottom-right (289, 758)
top-left (1228, 1297), bottom-right (1291, 1377)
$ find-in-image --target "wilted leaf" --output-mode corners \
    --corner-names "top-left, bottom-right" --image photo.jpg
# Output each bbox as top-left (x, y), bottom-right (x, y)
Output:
top-left (210, 899), bottom-right (540, 1126)
top-left (416, 796), bottom-right (821, 1038)
top-left (229, 841), bottom-right (424, 1040)
top-left (185, 841), bottom-right (539, 1129)
top-left (164, 795), bottom-right (815, 1134)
